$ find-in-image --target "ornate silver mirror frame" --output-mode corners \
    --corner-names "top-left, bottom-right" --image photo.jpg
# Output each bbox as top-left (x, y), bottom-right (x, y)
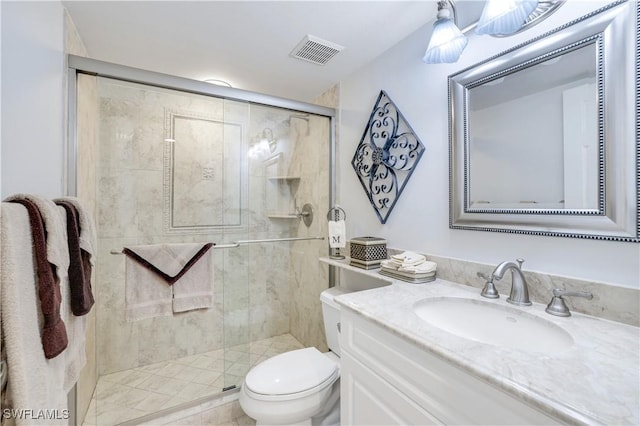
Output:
top-left (449, 0), bottom-right (639, 242)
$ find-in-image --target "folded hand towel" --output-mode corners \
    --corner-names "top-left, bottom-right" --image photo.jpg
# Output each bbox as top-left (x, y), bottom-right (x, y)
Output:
top-left (1, 203), bottom-right (68, 424)
top-left (123, 243), bottom-right (215, 320)
top-left (398, 260), bottom-right (437, 274)
top-left (328, 220), bottom-right (346, 249)
top-left (7, 198), bottom-right (68, 359)
top-left (391, 251), bottom-right (426, 265)
top-left (380, 259), bottom-right (400, 270)
top-left (54, 200), bottom-right (95, 316)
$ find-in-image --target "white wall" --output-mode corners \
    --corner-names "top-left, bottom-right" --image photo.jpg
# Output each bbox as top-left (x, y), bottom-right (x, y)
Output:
top-left (339, 1), bottom-right (640, 288)
top-left (1, 1), bottom-right (65, 198)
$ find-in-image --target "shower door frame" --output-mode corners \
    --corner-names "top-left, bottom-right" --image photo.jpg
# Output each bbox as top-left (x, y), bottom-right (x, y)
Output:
top-left (66, 54), bottom-right (338, 424)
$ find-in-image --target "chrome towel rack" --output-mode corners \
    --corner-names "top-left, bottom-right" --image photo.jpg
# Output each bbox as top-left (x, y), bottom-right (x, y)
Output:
top-left (110, 235), bottom-right (324, 255)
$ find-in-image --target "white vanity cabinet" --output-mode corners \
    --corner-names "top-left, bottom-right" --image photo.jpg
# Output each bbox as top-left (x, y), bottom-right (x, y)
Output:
top-left (339, 309), bottom-right (561, 425)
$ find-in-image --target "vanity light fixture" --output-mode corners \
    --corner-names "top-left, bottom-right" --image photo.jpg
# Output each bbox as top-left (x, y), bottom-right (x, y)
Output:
top-left (423, 0), bottom-right (564, 64)
top-left (476, 0), bottom-right (538, 36)
top-left (422, 0), bottom-right (468, 64)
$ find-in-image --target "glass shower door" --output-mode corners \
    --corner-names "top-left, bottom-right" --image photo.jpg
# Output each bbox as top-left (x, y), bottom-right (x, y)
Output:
top-left (74, 62), bottom-right (333, 426)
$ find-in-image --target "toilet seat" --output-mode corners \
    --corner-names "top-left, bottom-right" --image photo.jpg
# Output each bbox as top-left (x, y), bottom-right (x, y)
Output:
top-left (244, 347), bottom-right (339, 402)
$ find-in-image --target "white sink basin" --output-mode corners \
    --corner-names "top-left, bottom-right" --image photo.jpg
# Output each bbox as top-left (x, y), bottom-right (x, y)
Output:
top-left (413, 297), bottom-right (574, 354)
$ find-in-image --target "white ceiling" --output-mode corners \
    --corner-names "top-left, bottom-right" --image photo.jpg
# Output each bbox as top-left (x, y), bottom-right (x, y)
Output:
top-left (63, 1), bottom-right (441, 102)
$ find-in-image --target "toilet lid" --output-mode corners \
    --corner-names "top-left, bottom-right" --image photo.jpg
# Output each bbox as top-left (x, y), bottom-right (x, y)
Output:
top-left (245, 347), bottom-right (338, 396)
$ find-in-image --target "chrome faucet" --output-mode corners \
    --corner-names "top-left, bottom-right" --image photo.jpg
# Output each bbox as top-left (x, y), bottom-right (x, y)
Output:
top-left (487, 258), bottom-right (532, 306)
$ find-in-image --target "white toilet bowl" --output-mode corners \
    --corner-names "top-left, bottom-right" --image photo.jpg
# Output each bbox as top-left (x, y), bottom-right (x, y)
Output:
top-left (239, 348), bottom-right (340, 425)
top-left (239, 288), bottom-right (346, 426)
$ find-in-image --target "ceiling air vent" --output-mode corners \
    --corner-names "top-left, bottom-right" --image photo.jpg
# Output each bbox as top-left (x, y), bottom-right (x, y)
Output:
top-left (290, 35), bottom-right (344, 66)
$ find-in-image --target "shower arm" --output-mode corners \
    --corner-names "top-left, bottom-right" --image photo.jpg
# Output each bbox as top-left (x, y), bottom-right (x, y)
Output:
top-left (109, 236), bottom-right (325, 255)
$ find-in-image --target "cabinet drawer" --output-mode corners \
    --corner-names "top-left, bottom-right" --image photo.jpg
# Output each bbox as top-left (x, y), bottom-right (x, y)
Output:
top-left (340, 309), bottom-right (560, 425)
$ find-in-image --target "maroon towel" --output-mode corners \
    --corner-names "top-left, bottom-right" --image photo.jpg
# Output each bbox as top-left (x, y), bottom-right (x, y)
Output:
top-left (8, 199), bottom-right (68, 359)
top-left (122, 243), bottom-right (214, 285)
top-left (54, 200), bottom-right (95, 316)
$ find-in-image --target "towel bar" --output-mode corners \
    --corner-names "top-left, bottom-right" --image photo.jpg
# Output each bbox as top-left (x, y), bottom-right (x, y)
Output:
top-left (110, 236), bottom-right (325, 255)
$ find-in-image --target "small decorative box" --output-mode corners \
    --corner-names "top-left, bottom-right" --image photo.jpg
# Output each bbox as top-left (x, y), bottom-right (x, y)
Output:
top-left (349, 237), bottom-right (387, 269)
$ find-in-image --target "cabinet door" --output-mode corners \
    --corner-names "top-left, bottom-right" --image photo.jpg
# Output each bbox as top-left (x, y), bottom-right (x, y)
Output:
top-left (340, 310), bottom-right (561, 425)
top-left (341, 349), bottom-right (442, 425)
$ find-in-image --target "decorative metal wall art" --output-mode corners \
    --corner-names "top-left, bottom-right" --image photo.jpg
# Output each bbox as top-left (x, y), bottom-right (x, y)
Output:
top-left (351, 91), bottom-right (425, 223)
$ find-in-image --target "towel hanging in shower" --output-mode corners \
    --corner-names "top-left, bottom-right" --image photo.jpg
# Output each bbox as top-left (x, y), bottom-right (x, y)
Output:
top-left (123, 243), bottom-right (215, 320)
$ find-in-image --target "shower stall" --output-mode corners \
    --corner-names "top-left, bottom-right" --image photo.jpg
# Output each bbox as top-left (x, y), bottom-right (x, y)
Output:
top-left (68, 56), bottom-right (335, 425)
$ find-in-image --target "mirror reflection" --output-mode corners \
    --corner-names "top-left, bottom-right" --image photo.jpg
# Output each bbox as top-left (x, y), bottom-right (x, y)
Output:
top-left (467, 43), bottom-right (599, 211)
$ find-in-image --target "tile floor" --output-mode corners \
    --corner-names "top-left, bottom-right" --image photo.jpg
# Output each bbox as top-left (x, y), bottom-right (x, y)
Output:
top-left (83, 334), bottom-right (304, 425)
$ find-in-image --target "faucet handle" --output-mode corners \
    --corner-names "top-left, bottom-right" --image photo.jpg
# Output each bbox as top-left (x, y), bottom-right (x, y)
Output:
top-left (551, 289), bottom-right (593, 299)
top-left (478, 271), bottom-right (499, 299)
top-left (477, 272), bottom-right (490, 281)
top-left (516, 258), bottom-right (525, 269)
top-left (545, 288), bottom-right (593, 317)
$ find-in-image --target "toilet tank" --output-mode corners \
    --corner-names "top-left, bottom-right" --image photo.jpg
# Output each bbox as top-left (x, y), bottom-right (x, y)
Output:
top-left (320, 287), bottom-right (349, 357)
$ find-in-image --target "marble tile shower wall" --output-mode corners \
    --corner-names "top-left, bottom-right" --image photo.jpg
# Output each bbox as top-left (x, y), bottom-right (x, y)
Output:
top-left (289, 85), bottom-right (337, 351)
top-left (96, 79), bottom-right (299, 375)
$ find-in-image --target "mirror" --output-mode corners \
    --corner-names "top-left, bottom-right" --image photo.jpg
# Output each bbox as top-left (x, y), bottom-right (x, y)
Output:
top-left (469, 43), bottom-right (598, 211)
top-left (449, 0), bottom-right (638, 242)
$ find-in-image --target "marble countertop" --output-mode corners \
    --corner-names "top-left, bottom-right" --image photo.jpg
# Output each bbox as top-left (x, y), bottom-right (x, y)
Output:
top-left (321, 257), bottom-right (640, 425)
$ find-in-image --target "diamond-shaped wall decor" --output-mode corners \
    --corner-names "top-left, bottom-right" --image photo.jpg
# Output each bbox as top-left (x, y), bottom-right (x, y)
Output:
top-left (351, 90), bottom-right (425, 224)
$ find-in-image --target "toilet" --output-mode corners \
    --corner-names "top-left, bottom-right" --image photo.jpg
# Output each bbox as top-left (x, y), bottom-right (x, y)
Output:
top-left (239, 287), bottom-right (346, 425)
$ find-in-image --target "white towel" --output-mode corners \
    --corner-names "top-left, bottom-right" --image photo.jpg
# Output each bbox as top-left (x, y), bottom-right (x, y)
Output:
top-left (53, 196), bottom-right (97, 266)
top-left (3, 195), bottom-right (87, 393)
top-left (123, 243), bottom-right (214, 320)
top-left (53, 197), bottom-right (96, 391)
top-left (124, 253), bottom-right (174, 321)
top-left (5, 194), bottom-right (70, 282)
top-left (391, 251), bottom-right (426, 266)
top-left (328, 220), bottom-right (346, 249)
top-left (398, 260), bottom-right (438, 274)
top-left (380, 259), bottom-right (400, 270)
top-left (172, 249), bottom-right (214, 313)
top-left (1, 203), bottom-right (68, 425)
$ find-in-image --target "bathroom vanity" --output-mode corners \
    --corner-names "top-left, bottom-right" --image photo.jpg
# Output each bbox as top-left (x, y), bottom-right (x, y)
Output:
top-left (321, 258), bottom-right (640, 425)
